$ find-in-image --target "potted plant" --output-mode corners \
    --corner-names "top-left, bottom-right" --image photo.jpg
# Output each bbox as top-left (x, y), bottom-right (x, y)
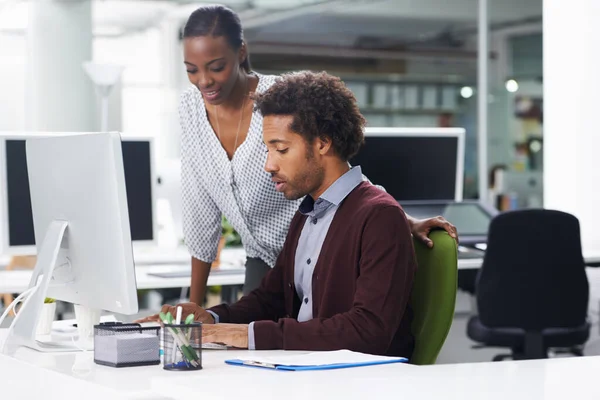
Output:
top-left (212, 216), bottom-right (241, 268)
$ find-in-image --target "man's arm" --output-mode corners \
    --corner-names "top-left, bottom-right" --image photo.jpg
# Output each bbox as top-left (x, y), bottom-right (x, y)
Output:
top-left (252, 205), bottom-right (416, 355)
top-left (207, 253), bottom-right (287, 324)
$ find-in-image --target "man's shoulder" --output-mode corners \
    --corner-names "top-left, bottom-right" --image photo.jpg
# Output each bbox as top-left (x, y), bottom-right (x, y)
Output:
top-left (339, 182), bottom-right (409, 230)
top-left (348, 182), bottom-right (403, 212)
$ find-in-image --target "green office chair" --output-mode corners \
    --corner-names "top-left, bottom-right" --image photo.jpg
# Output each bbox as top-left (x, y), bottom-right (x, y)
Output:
top-left (409, 230), bottom-right (458, 365)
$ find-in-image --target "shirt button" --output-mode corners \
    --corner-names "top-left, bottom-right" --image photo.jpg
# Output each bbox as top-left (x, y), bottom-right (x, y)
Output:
top-left (307, 258), bottom-right (311, 265)
top-left (312, 218), bottom-right (318, 224)
top-left (304, 298), bottom-right (309, 304)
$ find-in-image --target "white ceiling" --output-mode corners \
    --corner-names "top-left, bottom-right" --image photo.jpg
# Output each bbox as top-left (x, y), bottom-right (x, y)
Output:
top-left (1, 0), bottom-right (542, 44)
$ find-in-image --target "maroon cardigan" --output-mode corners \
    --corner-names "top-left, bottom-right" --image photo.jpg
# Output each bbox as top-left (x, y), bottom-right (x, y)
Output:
top-left (209, 181), bottom-right (417, 357)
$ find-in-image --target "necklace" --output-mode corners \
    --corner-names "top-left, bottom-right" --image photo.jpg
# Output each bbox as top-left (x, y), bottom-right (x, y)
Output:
top-left (214, 77), bottom-right (249, 158)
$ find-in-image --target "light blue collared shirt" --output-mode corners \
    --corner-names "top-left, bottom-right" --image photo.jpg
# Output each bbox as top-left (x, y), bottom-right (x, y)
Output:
top-left (248, 166), bottom-right (364, 349)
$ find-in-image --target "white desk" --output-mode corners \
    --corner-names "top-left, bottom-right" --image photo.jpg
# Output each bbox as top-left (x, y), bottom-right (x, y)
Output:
top-left (0, 245), bottom-right (246, 268)
top-left (0, 247), bottom-right (247, 295)
top-left (0, 247), bottom-right (192, 269)
top-left (1, 329), bottom-right (600, 400)
top-left (457, 249), bottom-right (600, 270)
top-left (0, 265), bottom-right (246, 294)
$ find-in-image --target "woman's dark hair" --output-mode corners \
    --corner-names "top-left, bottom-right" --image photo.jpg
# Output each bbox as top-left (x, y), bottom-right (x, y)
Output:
top-left (254, 71), bottom-right (366, 161)
top-left (183, 5), bottom-right (251, 73)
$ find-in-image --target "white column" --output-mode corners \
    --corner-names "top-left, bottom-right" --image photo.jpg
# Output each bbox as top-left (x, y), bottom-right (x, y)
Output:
top-left (26, 0), bottom-right (94, 132)
top-left (477, 0), bottom-right (489, 203)
top-left (157, 16), bottom-right (186, 160)
top-left (544, 0), bottom-right (600, 251)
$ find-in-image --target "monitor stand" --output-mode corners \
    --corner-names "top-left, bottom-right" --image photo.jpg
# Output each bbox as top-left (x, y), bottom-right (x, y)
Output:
top-left (1, 220), bottom-right (99, 354)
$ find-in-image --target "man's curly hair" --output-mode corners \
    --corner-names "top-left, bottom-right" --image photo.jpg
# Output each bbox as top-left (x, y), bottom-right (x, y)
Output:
top-left (254, 71), bottom-right (366, 161)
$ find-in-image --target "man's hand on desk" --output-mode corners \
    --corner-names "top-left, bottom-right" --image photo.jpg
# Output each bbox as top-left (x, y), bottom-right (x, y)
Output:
top-left (134, 302), bottom-right (215, 324)
top-left (202, 323), bottom-right (249, 349)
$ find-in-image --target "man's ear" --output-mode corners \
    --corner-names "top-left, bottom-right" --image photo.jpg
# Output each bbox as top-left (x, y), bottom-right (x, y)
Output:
top-left (317, 135), bottom-right (333, 156)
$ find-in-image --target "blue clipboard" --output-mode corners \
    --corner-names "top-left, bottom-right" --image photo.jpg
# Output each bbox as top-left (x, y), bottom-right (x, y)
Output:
top-left (224, 357), bottom-right (408, 371)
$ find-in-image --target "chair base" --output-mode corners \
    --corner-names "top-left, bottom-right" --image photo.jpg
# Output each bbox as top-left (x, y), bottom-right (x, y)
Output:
top-left (491, 346), bottom-right (585, 361)
top-left (467, 316), bottom-right (590, 362)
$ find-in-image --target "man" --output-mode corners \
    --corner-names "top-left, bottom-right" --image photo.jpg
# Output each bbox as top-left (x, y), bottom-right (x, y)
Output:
top-left (141, 71), bottom-right (417, 357)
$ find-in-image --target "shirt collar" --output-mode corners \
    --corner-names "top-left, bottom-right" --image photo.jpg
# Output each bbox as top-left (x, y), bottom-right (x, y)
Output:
top-left (299, 166), bottom-right (363, 216)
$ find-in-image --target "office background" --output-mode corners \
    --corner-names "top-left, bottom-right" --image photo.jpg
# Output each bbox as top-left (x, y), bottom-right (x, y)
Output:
top-left (0, 0), bottom-right (544, 202)
top-left (1, 0), bottom-right (599, 365)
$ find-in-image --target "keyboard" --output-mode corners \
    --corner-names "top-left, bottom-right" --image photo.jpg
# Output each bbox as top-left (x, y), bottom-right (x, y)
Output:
top-left (457, 246), bottom-right (485, 260)
top-left (147, 268), bottom-right (245, 279)
top-left (202, 342), bottom-right (230, 350)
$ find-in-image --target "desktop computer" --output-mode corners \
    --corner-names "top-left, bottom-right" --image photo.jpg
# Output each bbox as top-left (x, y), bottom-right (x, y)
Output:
top-left (1, 132), bottom-right (139, 354)
top-left (351, 127), bottom-right (465, 202)
top-left (0, 133), bottom-right (156, 255)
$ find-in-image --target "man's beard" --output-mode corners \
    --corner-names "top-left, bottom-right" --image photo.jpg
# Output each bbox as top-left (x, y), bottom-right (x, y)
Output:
top-left (283, 147), bottom-right (324, 200)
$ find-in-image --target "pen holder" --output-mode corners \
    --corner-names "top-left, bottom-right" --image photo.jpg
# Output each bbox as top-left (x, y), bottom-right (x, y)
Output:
top-left (163, 323), bottom-right (202, 371)
top-left (93, 323), bottom-right (160, 368)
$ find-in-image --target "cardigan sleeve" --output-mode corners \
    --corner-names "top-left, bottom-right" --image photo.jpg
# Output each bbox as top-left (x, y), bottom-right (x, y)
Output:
top-left (207, 213), bottom-right (304, 324)
top-left (252, 205), bottom-right (416, 355)
top-left (207, 253), bottom-right (287, 324)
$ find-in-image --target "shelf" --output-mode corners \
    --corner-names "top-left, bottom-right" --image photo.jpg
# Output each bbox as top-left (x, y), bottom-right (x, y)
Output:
top-left (360, 107), bottom-right (462, 115)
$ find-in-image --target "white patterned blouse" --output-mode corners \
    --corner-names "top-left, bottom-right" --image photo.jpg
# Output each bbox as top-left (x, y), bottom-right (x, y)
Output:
top-left (179, 72), bottom-right (300, 267)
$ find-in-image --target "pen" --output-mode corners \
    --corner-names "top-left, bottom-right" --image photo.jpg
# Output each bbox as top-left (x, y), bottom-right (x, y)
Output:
top-left (171, 307), bottom-right (183, 364)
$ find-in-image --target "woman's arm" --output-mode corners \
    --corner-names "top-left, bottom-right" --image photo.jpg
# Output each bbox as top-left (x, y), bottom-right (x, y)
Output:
top-left (180, 93), bottom-right (223, 304)
top-left (361, 172), bottom-right (458, 246)
top-left (405, 214), bottom-right (458, 247)
top-left (190, 257), bottom-right (212, 305)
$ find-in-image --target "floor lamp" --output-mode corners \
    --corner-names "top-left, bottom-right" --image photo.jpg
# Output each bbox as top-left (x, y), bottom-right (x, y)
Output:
top-left (82, 62), bottom-right (124, 132)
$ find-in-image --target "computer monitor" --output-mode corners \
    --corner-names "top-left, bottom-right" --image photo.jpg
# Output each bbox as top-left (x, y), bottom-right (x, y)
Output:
top-left (2, 133), bottom-right (138, 354)
top-left (351, 127), bottom-right (465, 202)
top-left (0, 133), bottom-right (156, 255)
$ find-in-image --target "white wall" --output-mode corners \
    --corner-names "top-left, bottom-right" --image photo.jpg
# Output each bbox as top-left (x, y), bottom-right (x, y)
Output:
top-left (544, 0), bottom-right (600, 251)
top-left (0, 34), bottom-right (26, 132)
top-left (94, 25), bottom-right (185, 160)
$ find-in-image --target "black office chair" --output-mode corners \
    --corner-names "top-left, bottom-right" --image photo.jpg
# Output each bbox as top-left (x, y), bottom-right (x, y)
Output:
top-left (467, 209), bottom-right (590, 361)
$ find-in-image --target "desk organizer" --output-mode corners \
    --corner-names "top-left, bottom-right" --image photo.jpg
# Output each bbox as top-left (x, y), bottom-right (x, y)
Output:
top-left (93, 323), bottom-right (160, 368)
top-left (163, 323), bottom-right (202, 371)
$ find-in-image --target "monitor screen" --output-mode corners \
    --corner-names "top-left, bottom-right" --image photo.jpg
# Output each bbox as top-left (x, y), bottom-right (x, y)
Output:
top-left (351, 130), bottom-right (463, 201)
top-left (6, 140), bottom-right (35, 246)
top-left (121, 140), bottom-right (154, 241)
top-left (4, 138), bottom-right (154, 247)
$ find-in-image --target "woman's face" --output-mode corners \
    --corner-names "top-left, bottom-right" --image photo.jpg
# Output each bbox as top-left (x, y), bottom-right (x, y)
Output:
top-left (183, 35), bottom-right (244, 105)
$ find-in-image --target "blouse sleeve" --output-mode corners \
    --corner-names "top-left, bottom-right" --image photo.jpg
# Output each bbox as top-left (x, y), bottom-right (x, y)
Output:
top-left (179, 91), bottom-right (222, 263)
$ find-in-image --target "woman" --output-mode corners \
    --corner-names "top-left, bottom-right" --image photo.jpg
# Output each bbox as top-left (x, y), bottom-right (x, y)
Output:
top-left (179, 5), bottom-right (458, 304)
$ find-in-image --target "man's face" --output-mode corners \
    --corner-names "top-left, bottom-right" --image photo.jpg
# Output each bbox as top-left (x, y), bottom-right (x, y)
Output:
top-left (263, 115), bottom-right (324, 200)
